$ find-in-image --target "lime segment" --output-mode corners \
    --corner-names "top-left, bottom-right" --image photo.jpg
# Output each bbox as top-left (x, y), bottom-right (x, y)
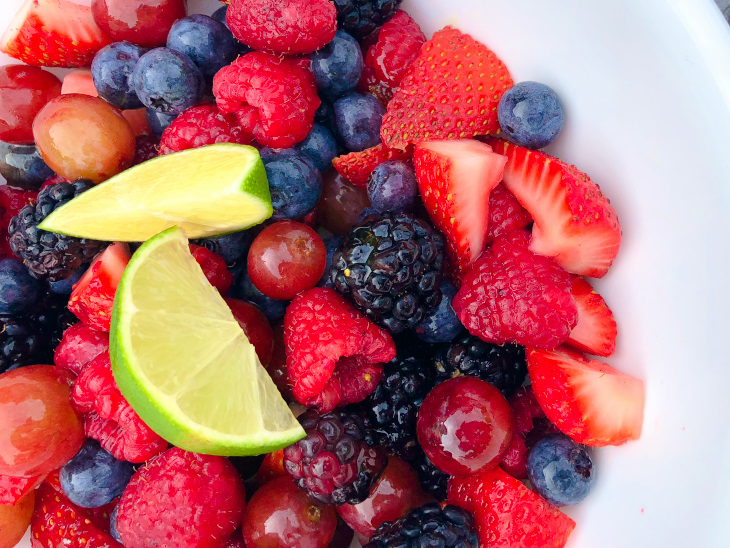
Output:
top-left (39, 144), bottom-right (272, 241)
top-left (110, 226), bottom-right (304, 455)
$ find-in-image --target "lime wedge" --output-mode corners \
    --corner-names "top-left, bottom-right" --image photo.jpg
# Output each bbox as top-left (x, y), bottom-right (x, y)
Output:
top-left (39, 144), bottom-right (273, 241)
top-left (109, 226), bottom-right (304, 455)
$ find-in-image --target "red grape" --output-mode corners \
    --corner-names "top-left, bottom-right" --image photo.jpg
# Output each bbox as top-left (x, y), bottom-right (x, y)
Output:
top-left (0, 366), bottom-right (85, 478)
top-left (225, 298), bottom-right (274, 366)
top-left (317, 169), bottom-right (371, 236)
top-left (0, 489), bottom-right (35, 546)
top-left (91, 0), bottom-right (187, 47)
top-left (417, 376), bottom-right (515, 476)
top-left (0, 65), bottom-right (62, 144)
top-left (242, 475), bottom-right (337, 548)
top-left (247, 221), bottom-right (326, 300)
top-left (264, 324), bottom-right (294, 401)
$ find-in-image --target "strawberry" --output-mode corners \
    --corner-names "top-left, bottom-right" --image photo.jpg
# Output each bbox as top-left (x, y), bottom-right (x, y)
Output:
top-left (527, 346), bottom-right (645, 446)
top-left (254, 448), bottom-right (287, 488)
top-left (61, 69), bottom-right (97, 96)
top-left (1, 0), bottom-right (112, 68)
top-left (414, 139), bottom-right (506, 275)
top-left (332, 143), bottom-right (413, 187)
top-left (380, 26), bottom-right (513, 150)
top-left (566, 276), bottom-right (617, 356)
top-left (448, 466), bottom-right (576, 548)
top-left (488, 138), bottom-right (621, 278)
top-left (0, 472), bottom-right (46, 505)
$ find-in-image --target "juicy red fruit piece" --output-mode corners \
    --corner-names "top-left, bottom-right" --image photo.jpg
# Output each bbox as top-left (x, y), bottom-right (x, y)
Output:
top-left (68, 242), bottom-right (130, 332)
top-left (158, 104), bottom-right (251, 155)
top-left (332, 143), bottom-right (412, 188)
top-left (0, 472), bottom-right (45, 505)
top-left (189, 244), bottom-right (233, 296)
top-left (485, 182), bottom-right (533, 245)
top-left (54, 323), bottom-right (110, 375)
top-left (91, 0), bottom-right (187, 48)
top-left (225, 298), bottom-right (274, 366)
top-left (0, 65), bottom-right (62, 144)
top-left (566, 276), bottom-right (618, 357)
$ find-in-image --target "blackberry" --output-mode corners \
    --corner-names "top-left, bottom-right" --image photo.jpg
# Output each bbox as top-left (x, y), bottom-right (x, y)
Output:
top-left (413, 451), bottom-right (449, 501)
top-left (331, 211), bottom-right (445, 333)
top-left (8, 181), bottom-right (106, 281)
top-left (433, 333), bottom-right (528, 398)
top-left (365, 503), bottom-right (479, 548)
top-left (331, 0), bottom-right (403, 40)
top-left (283, 409), bottom-right (387, 506)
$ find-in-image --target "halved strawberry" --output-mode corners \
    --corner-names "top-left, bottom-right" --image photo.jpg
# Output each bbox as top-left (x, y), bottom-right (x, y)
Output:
top-left (68, 242), bottom-right (130, 332)
top-left (566, 276), bottom-right (617, 356)
top-left (1, 0), bottom-right (112, 68)
top-left (489, 138), bottom-right (621, 278)
top-left (414, 139), bottom-right (507, 275)
top-left (527, 346), bottom-right (644, 446)
top-left (0, 472), bottom-right (46, 505)
top-left (62, 69), bottom-right (98, 96)
top-left (332, 143), bottom-right (413, 187)
top-left (448, 466), bottom-right (575, 548)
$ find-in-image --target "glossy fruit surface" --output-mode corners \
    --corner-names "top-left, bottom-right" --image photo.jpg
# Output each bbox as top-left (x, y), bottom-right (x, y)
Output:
top-left (0, 365), bottom-right (84, 477)
top-left (0, 65), bottom-right (62, 144)
top-left (225, 298), bottom-right (274, 366)
top-left (265, 323), bottom-right (294, 401)
top-left (417, 376), bottom-right (515, 476)
top-left (32, 94), bottom-right (136, 183)
top-left (91, 0), bottom-right (187, 47)
top-left (316, 169), bottom-right (371, 236)
top-left (0, 488), bottom-right (35, 548)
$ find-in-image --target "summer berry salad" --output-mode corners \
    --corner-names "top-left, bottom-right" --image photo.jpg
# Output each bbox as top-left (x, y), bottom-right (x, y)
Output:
top-left (0, 0), bottom-right (645, 547)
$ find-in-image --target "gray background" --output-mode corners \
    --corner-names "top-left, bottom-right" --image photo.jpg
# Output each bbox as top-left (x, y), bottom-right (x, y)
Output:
top-left (717, 0), bottom-right (730, 21)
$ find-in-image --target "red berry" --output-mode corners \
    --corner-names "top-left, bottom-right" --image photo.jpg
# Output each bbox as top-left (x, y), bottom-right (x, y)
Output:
top-left (452, 230), bottom-right (578, 348)
top-left (189, 244), bottom-right (234, 296)
top-left (91, 0), bottom-right (187, 48)
top-left (61, 69), bottom-right (98, 96)
top-left (284, 288), bottom-right (395, 412)
top-left (54, 323), bottom-right (110, 376)
top-left (158, 104), bottom-right (252, 155)
top-left (247, 221), bottom-right (326, 301)
top-left (0, 472), bottom-right (46, 505)
top-left (225, 298), bottom-right (274, 366)
top-left (363, 10), bottom-right (425, 89)
top-left (316, 169), bottom-right (371, 236)
top-left (253, 448), bottom-right (287, 488)
top-left (264, 323), bottom-right (294, 401)
top-left (0, 488), bottom-right (35, 547)
top-left (227, 0), bottom-right (337, 55)
top-left (332, 143), bottom-right (412, 188)
top-left (485, 182), bottom-right (533, 245)
top-left (0, 65), bottom-right (62, 144)
top-left (0, 366), bottom-right (84, 478)
top-left (116, 447), bottom-right (245, 548)
top-left (565, 275), bottom-right (617, 357)
top-left (214, 52), bottom-right (320, 149)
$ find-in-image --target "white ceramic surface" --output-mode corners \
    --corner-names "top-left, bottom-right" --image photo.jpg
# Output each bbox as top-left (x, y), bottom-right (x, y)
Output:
top-left (4, 0), bottom-right (730, 546)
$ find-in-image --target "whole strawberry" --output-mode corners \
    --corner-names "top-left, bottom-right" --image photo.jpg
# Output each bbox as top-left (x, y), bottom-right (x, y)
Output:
top-left (115, 447), bottom-right (245, 548)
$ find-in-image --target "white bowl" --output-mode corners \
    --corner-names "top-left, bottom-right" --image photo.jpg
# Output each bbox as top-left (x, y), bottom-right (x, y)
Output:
top-left (4, 0), bottom-right (730, 547)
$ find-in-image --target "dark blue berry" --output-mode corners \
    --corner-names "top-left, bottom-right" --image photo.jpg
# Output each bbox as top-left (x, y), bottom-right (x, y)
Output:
top-left (366, 160), bottom-right (418, 213)
top-left (527, 433), bottom-right (596, 507)
top-left (333, 92), bottom-right (385, 152)
top-left (318, 236), bottom-right (344, 287)
top-left (0, 258), bottom-right (40, 315)
top-left (233, 270), bottom-right (289, 322)
top-left (260, 149), bottom-right (322, 220)
top-left (167, 15), bottom-right (239, 82)
top-left (146, 109), bottom-right (177, 138)
top-left (211, 6), bottom-right (228, 26)
top-left (415, 280), bottom-right (462, 343)
top-left (91, 42), bottom-right (146, 110)
top-left (132, 48), bottom-right (205, 115)
top-left (59, 440), bottom-right (135, 509)
top-left (194, 230), bottom-right (252, 266)
top-left (0, 141), bottom-right (53, 189)
top-left (315, 101), bottom-right (338, 136)
top-left (294, 124), bottom-right (339, 173)
top-left (109, 504), bottom-right (122, 542)
top-left (48, 264), bottom-right (88, 295)
top-left (356, 206), bottom-right (379, 223)
top-left (311, 31), bottom-right (364, 102)
top-left (498, 81), bottom-right (564, 149)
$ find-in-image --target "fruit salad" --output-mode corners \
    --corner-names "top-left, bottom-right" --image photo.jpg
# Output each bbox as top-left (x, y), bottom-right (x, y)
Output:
top-left (0, 0), bottom-right (645, 547)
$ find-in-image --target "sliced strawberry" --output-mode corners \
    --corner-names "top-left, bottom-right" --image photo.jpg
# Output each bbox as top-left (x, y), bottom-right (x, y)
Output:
top-left (527, 346), bottom-right (645, 446)
top-left (448, 466), bottom-right (575, 548)
top-left (68, 242), bottom-right (130, 332)
top-left (332, 143), bottom-right (413, 187)
top-left (1, 0), bottom-right (112, 68)
top-left (380, 26), bottom-right (513, 150)
top-left (0, 472), bottom-right (46, 505)
top-left (61, 69), bottom-right (98, 96)
top-left (566, 276), bottom-right (617, 356)
top-left (489, 138), bottom-right (621, 278)
top-left (414, 139), bottom-right (507, 275)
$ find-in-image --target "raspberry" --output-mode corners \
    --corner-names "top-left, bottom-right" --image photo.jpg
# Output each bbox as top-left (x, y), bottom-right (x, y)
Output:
top-left (54, 323), bottom-right (110, 376)
top-left (284, 287), bottom-right (396, 412)
top-left (0, 184), bottom-right (36, 259)
top-left (71, 353), bottom-right (167, 463)
top-left (283, 408), bottom-right (387, 505)
top-left (213, 52), bottom-right (320, 148)
top-left (452, 230), bottom-right (577, 348)
top-left (116, 447), bottom-right (245, 548)
top-left (485, 183), bottom-right (533, 245)
top-left (158, 104), bottom-right (251, 155)
top-left (189, 244), bottom-right (234, 295)
top-left (363, 10), bottom-right (425, 89)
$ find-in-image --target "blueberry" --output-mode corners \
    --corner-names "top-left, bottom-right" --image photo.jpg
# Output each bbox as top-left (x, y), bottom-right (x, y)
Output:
top-left (318, 236), bottom-right (344, 287)
top-left (333, 92), bottom-right (385, 152)
top-left (167, 15), bottom-right (239, 82)
top-left (48, 264), bottom-right (88, 295)
top-left (109, 504), bottom-right (122, 542)
top-left (526, 433), bottom-right (596, 507)
top-left (294, 124), bottom-right (339, 173)
top-left (315, 101), bottom-right (338, 136)
top-left (132, 48), bottom-right (205, 115)
top-left (0, 141), bottom-right (53, 189)
top-left (311, 31), bottom-right (364, 102)
top-left (193, 230), bottom-right (252, 265)
top-left (59, 440), bottom-right (135, 509)
top-left (498, 81), bottom-right (564, 149)
top-left (356, 205), bottom-right (379, 223)
top-left (366, 160), bottom-right (418, 213)
top-left (0, 258), bottom-right (40, 314)
top-left (233, 271), bottom-right (289, 323)
top-left (91, 42), bottom-right (147, 110)
top-left (260, 149), bottom-right (322, 220)
top-left (211, 5), bottom-right (228, 26)
top-left (415, 280), bottom-right (463, 343)
top-left (146, 109), bottom-right (177, 138)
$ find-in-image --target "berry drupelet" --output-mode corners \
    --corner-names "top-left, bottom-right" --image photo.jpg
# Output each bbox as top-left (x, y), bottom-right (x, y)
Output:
top-left (412, 451), bottom-right (449, 501)
top-left (283, 409), bottom-right (387, 506)
top-left (8, 180), bottom-right (106, 281)
top-left (331, 211), bottom-right (445, 333)
top-left (331, 0), bottom-right (404, 40)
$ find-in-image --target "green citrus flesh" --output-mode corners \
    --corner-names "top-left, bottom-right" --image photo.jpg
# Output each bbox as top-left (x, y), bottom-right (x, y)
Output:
top-left (110, 226), bottom-right (304, 455)
top-left (39, 144), bottom-right (272, 241)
